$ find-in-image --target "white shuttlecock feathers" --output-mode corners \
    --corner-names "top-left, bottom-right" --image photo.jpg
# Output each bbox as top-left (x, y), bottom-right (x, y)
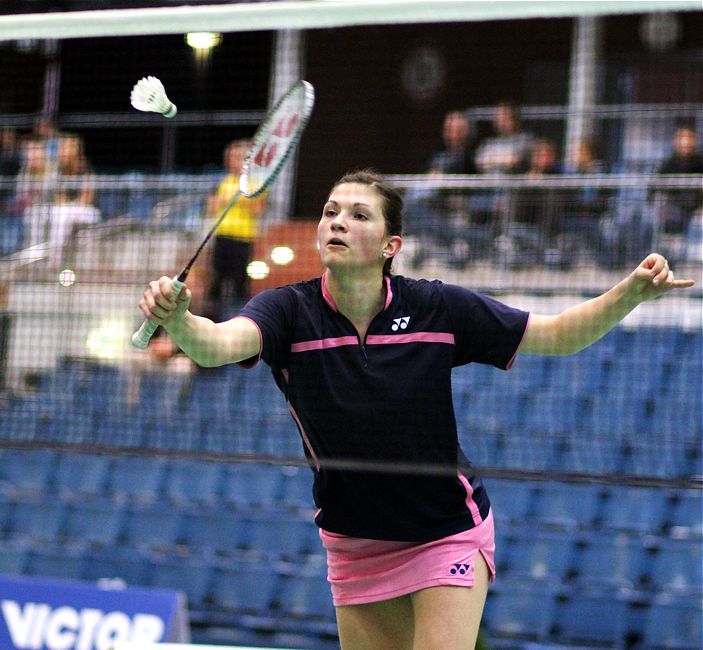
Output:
top-left (130, 76), bottom-right (177, 118)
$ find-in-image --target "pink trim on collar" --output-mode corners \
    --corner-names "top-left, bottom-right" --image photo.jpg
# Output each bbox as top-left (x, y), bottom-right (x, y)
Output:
top-left (320, 273), bottom-right (394, 313)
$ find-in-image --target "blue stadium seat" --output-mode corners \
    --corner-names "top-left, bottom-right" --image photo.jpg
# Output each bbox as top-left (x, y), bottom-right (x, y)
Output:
top-left (553, 587), bottom-right (629, 647)
top-left (26, 546), bottom-right (86, 582)
top-left (240, 514), bottom-right (316, 562)
top-left (62, 500), bottom-right (126, 549)
top-left (599, 486), bottom-right (672, 535)
top-left (532, 482), bottom-right (604, 531)
top-left (123, 505), bottom-right (182, 553)
top-left (586, 393), bottom-right (649, 438)
top-left (94, 412), bottom-right (146, 449)
top-left (108, 456), bottom-right (167, 504)
top-left (210, 561), bottom-right (279, 615)
top-left (279, 466), bottom-right (316, 513)
top-left (163, 459), bottom-right (222, 507)
top-left (483, 581), bottom-right (557, 641)
top-left (646, 538), bottom-right (703, 596)
top-left (9, 500), bottom-right (66, 546)
top-left (0, 541), bottom-right (28, 575)
top-left (643, 593), bottom-right (703, 650)
top-left (146, 414), bottom-right (202, 452)
top-left (484, 479), bottom-right (532, 527)
top-left (501, 533), bottom-right (576, 585)
top-left (669, 490), bottom-right (703, 539)
top-left (0, 448), bottom-right (57, 498)
top-left (573, 533), bottom-right (647, 590)
top-left (83, 547), bottom-right (150, 588)
top-left (0, 400), bottom-right (39, 441)
top-left (54, 453), bottom-right (111, 499)
top-left (149, 557), bottom-right (213, 610)
top-left (278, 568), bottom-right (335, 622)
top-left (179, 510), bottom-right (246, 558)
top-left (222, 464), bottom-right (283, 510)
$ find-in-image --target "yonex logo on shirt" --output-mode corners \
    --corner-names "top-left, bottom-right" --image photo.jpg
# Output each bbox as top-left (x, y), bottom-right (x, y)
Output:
top-left (391, 316), bottom-right (410, 331)
top-left (450, 563), bottom-right (471, 575)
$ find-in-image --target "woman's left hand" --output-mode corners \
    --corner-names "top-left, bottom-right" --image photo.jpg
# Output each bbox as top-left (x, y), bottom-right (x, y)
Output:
top-left (627, 253), bottom-right (696, 303)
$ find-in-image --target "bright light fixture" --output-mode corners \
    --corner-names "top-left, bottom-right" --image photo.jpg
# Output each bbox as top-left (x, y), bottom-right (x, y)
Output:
top-left (271, 246), bottom-right (295, 266)
top-left (185, 32), bottom-right (222, 50)
top-left (247, 260), bottom-right (270, 280)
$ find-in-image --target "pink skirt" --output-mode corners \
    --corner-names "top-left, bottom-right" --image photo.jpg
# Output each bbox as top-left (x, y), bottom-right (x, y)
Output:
top-left (320, 510), bottom-right (496, 607)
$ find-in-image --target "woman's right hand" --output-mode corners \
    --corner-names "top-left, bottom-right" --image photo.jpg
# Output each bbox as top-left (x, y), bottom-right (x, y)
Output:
top-left (138, 276), bottom-right (192, 326)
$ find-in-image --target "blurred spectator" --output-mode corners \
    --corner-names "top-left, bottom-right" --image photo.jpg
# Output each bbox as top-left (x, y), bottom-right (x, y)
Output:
top-left (502, 138), bottom-right (562, 267)
top-left (32, 116), bottom-right (60, 168)
top-left (404, 111), bottom-right (482, 267)
top-left (567, 137), bottom-right (607, 175)
top-left (207, 139), bottom-right (268, 316)
top-left (474, 101), bottom-right (534, 174)
top-left (0, 128), bottom-right (22, 215)
top-left (654, 124), bottom-right (703, 235)
top-left (22, 133), bottom-right (100, 262)
top-left (55, 133), bottom-right (96, 207)
top-left (561, 137), bottom-right (609, 261)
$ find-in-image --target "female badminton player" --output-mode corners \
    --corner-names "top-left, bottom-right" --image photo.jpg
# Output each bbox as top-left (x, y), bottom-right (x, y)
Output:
top-left (138, 170), bottom-right (694, 649)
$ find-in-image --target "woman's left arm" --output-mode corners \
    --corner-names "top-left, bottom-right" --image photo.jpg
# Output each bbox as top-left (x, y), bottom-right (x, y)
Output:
top-left (521, 253), bottom-right (696, 356)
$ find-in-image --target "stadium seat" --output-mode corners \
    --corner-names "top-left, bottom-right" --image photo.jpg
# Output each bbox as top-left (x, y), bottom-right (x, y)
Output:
top-left (483, 581), bottom-right (557, 641)
top-left (599, 486), bottom-right (672, 535)
top-left (83, 547), bottom-right (151, 588)
top-left (532, 482), bottom-right (604, 530)
top-left (240, 514), bottom-right (316, 562)
top-left (123, 505), bottom-right (182, 553)
top-left (94, 412), bottom-right (146, 449)
top-left (0, 541), bottom-right (28, 575)
top-left (573, 533), bottom-right (647, 590)
top-left (62, 499), bottom-right (126, 549)
top-left (26, 546), bottom-right (86, 582)
top-left (553, 587), bottom-right (629, 647)
top-left (178, 510), bottom-right (246, 558)
top-left (278, 568), bottom-right (335, 622)
top-left (150, 556), bottom-right (213, 610)
top-left (163, 459), bottom-right (222, 507)
top-left (222, 464), bottom-right (283, 510)
top-left (645, 538), bottom-right (703, 596)
top-left (483, 479), bottom-right (532, 527)
top-left (669, 490), bottom-right (703, 539)
top-left (0, 448), bottom-right (57, 498)
top-left (500, 533), bottom-right (576, 585)
top-left (210, 561), bottom-right (279, 615)
top-left (279, 466), bottom-right (316, 512)
top-left (643, 593), bottom-right (703, 650)
top-left (108, 456), bottom-right (167, 504)
top-left (53, 453), bottom-right (111, 499)
top-left (10, 499), bottom-right (66, 546)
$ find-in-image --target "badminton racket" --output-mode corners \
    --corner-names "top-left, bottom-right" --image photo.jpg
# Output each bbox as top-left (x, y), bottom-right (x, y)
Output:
top-left (132, 79), bottom-right (315, 348)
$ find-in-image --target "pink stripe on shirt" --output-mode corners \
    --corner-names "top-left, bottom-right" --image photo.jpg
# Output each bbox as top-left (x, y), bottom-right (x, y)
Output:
top-left (457, 472), bottom-right (483, 527)
top-left (366, 332), bottom-right (455, 346)
top-left (291, 336), bottom-right (359, 353)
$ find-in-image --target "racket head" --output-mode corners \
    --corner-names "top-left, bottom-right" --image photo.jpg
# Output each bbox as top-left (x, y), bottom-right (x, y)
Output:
top-left (240, 79), bottom-right (315, 198)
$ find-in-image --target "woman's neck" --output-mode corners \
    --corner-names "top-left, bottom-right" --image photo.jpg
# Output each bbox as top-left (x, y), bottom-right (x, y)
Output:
top-left (324, 268), bottom-right (386, 332)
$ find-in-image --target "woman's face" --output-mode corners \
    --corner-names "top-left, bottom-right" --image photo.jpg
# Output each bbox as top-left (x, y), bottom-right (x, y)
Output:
top-left (317, 182), bottom-right (389, 272)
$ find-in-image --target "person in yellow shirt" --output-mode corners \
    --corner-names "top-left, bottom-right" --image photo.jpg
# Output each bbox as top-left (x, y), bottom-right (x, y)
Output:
top-left (207, 139), bottom-right (267, 315)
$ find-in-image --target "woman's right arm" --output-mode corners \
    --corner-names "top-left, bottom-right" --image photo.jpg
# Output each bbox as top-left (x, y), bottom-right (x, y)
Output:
top-left (138, 276), bottom-right (261, 367)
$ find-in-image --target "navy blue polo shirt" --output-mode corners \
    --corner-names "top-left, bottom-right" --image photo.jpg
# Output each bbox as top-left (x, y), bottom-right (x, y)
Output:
top-left (238, 274), bottom-right (529, 542)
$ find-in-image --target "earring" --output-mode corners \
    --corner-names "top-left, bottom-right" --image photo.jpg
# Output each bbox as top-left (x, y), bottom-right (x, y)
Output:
top-left (382, 252), bottom-right (388, 258)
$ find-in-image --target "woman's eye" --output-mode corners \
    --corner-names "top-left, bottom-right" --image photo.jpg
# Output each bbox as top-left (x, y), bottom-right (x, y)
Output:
top-left (355, 213), bottom-right (368, 221)
top-left (324, 209), bottom-right (336, 217)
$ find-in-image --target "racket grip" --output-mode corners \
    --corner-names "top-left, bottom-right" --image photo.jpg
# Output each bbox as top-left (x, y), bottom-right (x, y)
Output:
top-left (131, 277), bottom-right (185, 349)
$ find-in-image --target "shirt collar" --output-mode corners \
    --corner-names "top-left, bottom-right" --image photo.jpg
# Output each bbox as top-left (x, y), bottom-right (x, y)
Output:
top-left (321, 274), bottom-right (394, 313)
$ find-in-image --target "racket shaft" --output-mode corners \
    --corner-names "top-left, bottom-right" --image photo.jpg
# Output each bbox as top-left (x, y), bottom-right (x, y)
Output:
top-left (131, 277), bottom-right (184, 349)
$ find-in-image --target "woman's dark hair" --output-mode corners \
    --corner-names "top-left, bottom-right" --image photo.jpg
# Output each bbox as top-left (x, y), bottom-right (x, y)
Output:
top-left (330, 169), bottom-right (404, 275)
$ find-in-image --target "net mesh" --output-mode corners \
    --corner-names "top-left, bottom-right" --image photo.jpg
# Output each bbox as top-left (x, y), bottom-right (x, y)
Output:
top-left (0, 2), bottom-right (701, 647)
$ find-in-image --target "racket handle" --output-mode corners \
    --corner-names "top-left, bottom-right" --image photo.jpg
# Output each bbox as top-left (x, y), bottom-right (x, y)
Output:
top-left (131, 277), bottom-right (185, 349)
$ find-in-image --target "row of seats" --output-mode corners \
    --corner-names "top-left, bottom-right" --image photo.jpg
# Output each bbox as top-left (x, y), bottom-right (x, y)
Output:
top-left (1, 450), bottom-right (700, 540)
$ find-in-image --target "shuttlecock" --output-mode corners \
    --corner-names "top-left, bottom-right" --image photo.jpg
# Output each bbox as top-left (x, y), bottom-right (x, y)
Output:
top-left (130, 76), bottom-right (177, 118)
